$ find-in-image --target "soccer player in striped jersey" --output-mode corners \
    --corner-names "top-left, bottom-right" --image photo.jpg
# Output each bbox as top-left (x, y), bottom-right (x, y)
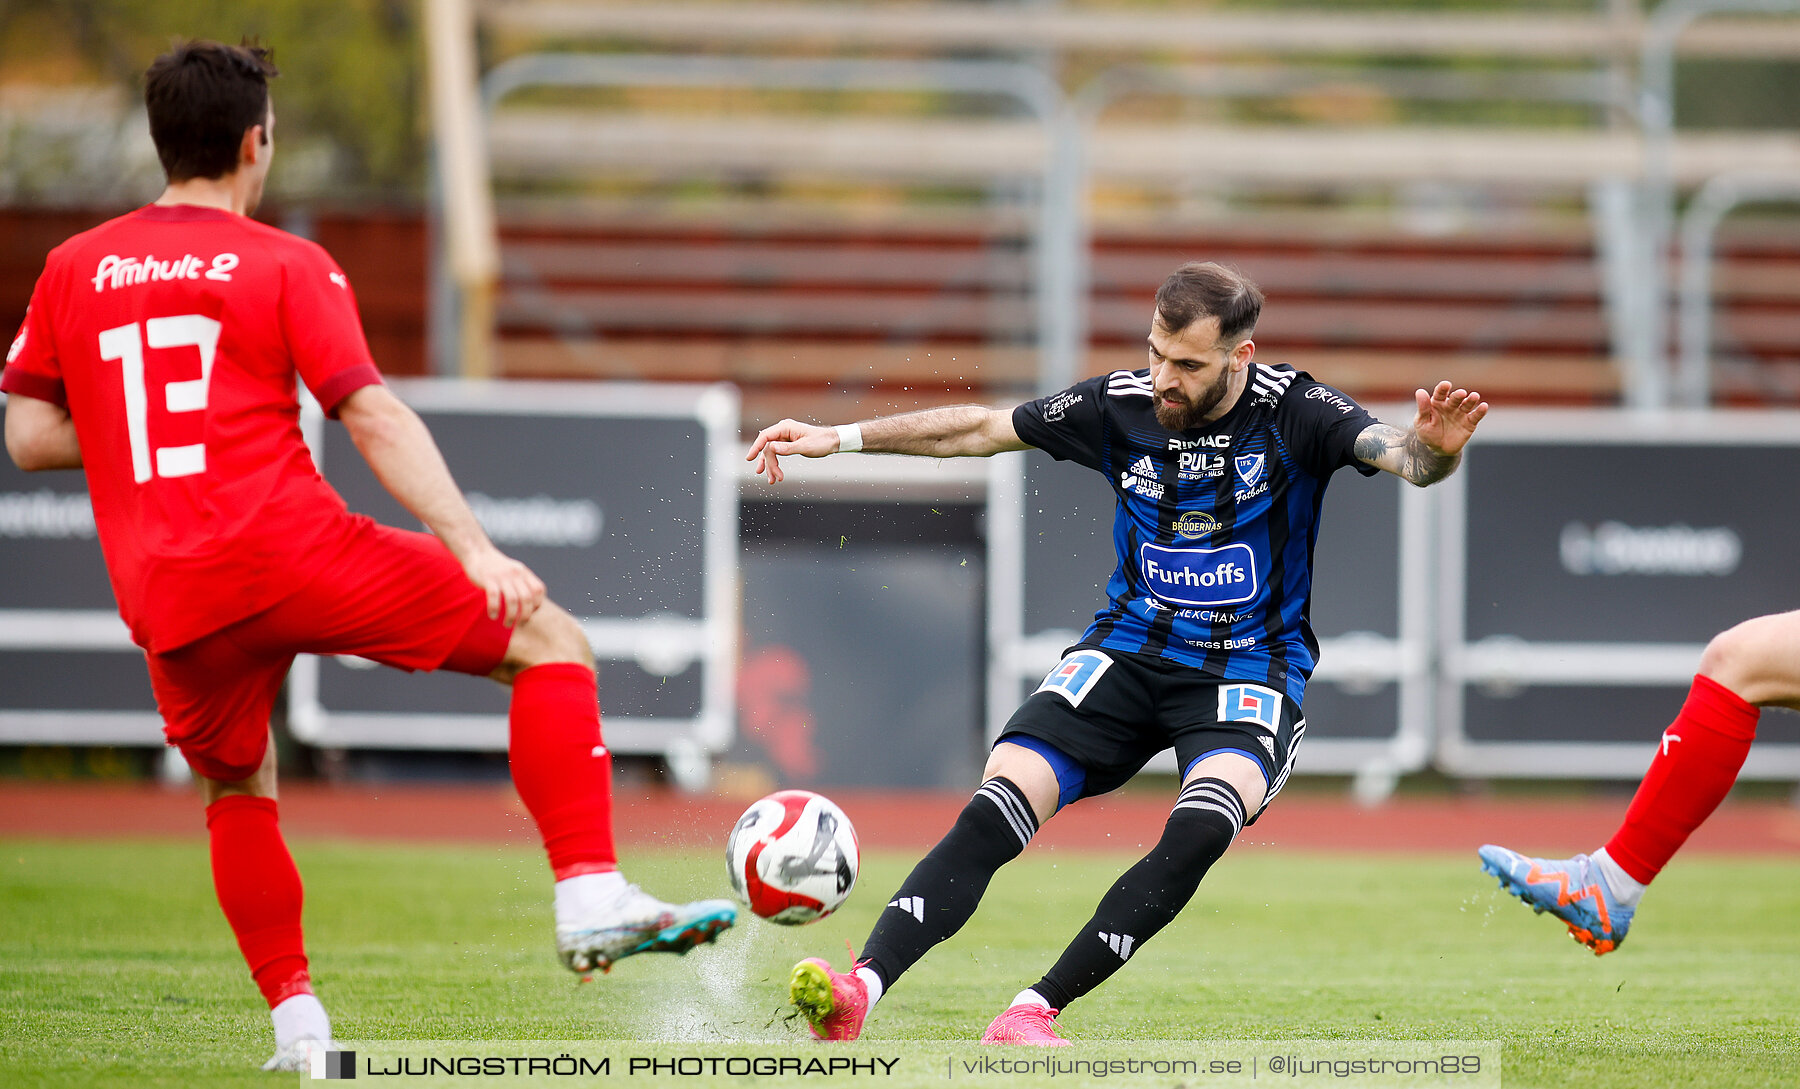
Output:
top-left (748, 261), bottom-right (1487, 1044)
top-left (1480, 609), bottom-right (1796, 954)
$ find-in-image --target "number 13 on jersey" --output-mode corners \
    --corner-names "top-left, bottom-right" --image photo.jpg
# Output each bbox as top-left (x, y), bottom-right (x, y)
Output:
top-left (98, 315), bottom-right (221, 483)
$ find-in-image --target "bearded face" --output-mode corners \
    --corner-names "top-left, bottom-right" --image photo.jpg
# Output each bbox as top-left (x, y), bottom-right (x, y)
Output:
top-left (1153, 362), bottom-right (1233, 430)
top-left (1147, 310), bottom-right (1251, 431)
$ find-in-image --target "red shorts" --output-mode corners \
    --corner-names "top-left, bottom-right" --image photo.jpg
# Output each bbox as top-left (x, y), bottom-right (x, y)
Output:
top-left (146, 518), bottom-right (514, 781)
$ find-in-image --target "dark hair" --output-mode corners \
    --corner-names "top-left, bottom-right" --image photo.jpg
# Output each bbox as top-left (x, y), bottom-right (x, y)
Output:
top-left (1153, 261), bottom-right (1263, 345)
top-left (144, 40), bottom-right (279, 182)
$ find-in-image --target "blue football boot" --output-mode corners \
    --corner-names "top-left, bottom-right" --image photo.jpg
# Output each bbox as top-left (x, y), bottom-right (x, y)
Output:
top-left (1478, 844), bottom-right (1634, 955)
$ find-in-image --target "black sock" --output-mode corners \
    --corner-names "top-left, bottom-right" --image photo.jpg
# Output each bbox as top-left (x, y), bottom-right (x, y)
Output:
top-left (1032, 777), bottom-right (1245, 1010)
top-left (859, 777), bottom-right (1039, 990)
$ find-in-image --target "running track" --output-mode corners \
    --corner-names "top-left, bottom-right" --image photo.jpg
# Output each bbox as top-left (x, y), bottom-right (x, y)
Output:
top-left (3, 782), bottom-right (1797, 854)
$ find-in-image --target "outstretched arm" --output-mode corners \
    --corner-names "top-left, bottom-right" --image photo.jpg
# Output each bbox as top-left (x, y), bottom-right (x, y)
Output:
top-left (4, 394), bottom-right (82, 471)
top-left (1353, 380), bottom-right (1489, 487)
top-left (747, 404), bottom-right (1029, 484)
top-left (336, 385), bottom-right (544, 626)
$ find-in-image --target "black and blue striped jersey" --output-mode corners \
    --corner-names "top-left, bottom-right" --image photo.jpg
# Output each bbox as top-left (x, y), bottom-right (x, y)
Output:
top-left (1011, 362), bottom-right (1379, 706)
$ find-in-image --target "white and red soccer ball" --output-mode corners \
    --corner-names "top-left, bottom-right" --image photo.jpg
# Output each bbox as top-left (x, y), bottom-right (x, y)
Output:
top-left (725, 789), bottom-right (860, 925)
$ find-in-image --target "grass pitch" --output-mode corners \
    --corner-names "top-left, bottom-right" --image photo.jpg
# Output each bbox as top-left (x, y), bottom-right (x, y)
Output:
top-left (2, 837), bottom-right (1796, 1087)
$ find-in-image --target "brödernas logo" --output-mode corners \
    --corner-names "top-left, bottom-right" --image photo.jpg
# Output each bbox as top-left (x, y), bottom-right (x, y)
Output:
top-left (1558, 521), bottom-right (1741, 576)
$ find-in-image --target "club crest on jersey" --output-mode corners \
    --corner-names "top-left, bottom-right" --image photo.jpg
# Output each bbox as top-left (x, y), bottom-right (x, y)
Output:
top-left (1139, 542), bottom-right (1259, 607)
top-left (1234, 453), bottom-right (1265, 488)
top-left (1219, 683), bottom-right (1283, 732)
top-left (1119, 455), bottom-right (1164, 499)
top-left (1035, 649), bottom-right (1114, 707)
top-left (1172, 510), bottom-right (1221, 540)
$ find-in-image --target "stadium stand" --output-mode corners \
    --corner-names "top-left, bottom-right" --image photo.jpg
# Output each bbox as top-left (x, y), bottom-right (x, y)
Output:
top-left (445, 2), bottom-right (1800, 424)
top-left (7, 206), bottom-right (1800, 429)
top-left (482, 210), bottom-right (1800, 429)
top-left (8, 3), bottom-right (1800, 424)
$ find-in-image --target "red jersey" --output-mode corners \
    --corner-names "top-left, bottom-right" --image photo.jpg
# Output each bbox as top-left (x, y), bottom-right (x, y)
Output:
top-left (2, 204), bottom-right (384, 652)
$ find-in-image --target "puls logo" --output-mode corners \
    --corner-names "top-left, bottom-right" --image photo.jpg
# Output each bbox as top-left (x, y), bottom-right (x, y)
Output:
top-left (1179, 451), bottom-right (1225, 479)
top-left (1119, 455), bottom-right (1165, 499)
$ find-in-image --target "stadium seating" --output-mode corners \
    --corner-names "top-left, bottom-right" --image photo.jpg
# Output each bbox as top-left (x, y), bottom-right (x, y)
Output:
top-left (481, 210), bottom-right (1800, 428)
top-left (5, 207), bottom-right (1798, 425)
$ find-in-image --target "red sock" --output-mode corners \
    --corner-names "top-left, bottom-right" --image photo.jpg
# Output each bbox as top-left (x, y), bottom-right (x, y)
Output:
top-left (509, 663), bottom-right (618, 880)
top-left (1603, 674), bottom-right (1759, 885)
top-left (205, 795), bottom-right (312, 1008)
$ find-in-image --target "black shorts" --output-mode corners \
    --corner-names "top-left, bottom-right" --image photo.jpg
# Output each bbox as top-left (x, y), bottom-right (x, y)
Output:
top-left (999, 644), bottom-right (1304, 823)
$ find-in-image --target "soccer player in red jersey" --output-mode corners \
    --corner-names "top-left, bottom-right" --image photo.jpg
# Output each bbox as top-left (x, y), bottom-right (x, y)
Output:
top-left (2, 40), bottom-right (732, 1070)
top-left (1480, 611), bottom-right (1792, 954)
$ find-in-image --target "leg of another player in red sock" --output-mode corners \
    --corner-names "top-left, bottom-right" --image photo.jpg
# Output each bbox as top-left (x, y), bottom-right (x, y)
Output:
top-left (508, 662), bottom-right (618, 880)
top-left (498, 608), bottom-right (729, 974)
top-left (1602, 675), bottom-right (1759, 887)
top-left (206, 795), bottom-right (313, 1006)
top-left (1601, 610), bottom-right (1800, 886)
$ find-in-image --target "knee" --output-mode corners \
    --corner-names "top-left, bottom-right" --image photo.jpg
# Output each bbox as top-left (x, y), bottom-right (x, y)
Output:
top-left (500, 603), bottom-right (593, 678)
top-left (983, 741), bottom-right (1071, 825)
top-left (1132, 807), bottom-right (1236, 911)
top-left (1156, 778), bottom-right (1247, 870)
top-left (1698, 615), bottom-right (1780, 698)
top-left (199, 741), bottom-right (278, 805)
top-left (1156, 804), bottom-right (1237, 871)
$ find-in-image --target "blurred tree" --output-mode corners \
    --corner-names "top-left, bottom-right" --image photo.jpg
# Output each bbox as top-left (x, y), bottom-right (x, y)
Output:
top-left (0, 0), bottom-right (422, 199)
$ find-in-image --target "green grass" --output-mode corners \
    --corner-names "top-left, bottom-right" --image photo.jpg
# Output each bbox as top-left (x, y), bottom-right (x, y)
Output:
top-left (3, 839), bottom-right (1797, 1087)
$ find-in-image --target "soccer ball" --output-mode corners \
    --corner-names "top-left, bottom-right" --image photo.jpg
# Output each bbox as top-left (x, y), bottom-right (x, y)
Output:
top-left (725, 789), bottom-right (860, 924)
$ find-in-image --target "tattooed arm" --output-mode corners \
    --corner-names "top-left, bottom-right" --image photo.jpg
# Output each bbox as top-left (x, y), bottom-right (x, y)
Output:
top-left (1353, 380), bottom-right (1489, 486)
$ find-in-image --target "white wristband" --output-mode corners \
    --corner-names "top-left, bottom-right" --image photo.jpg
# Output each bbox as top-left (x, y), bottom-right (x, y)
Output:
top-left (834, 423), bottom-right (863, 454)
